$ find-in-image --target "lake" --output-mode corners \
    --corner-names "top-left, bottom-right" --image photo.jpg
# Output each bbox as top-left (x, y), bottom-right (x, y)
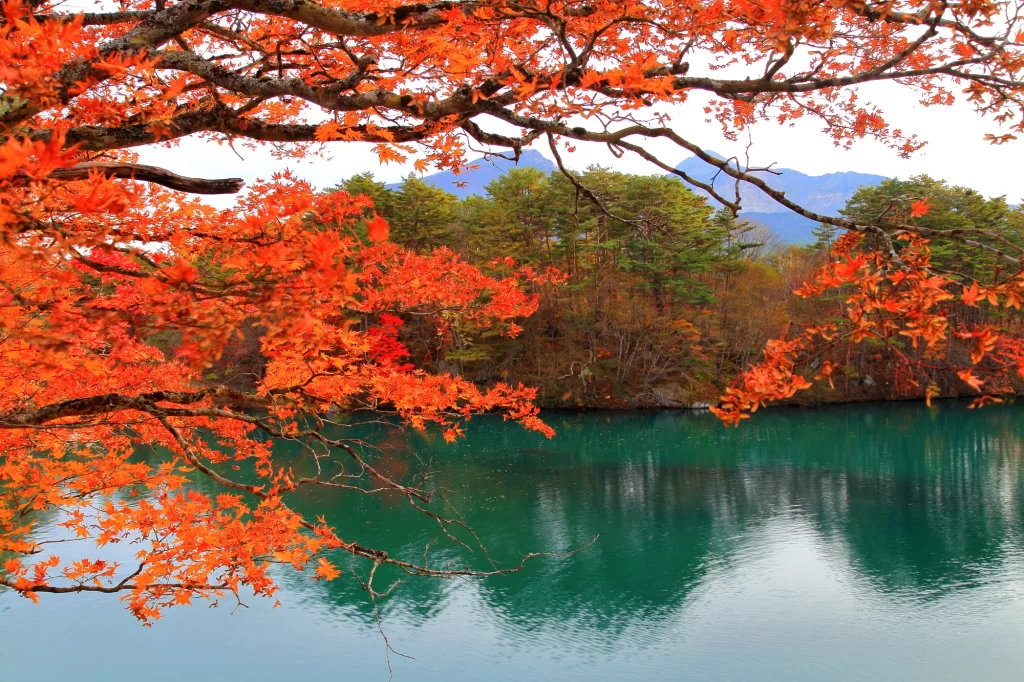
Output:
top-left (2, 402), bottom-right (1024, 681)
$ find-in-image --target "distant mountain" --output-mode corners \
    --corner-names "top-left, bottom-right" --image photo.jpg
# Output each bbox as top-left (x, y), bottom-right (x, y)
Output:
top-left (386, 149), bottom-right (555, 199)
top-left (736, 212), bottom-right (821, 244)
top-left (673, 151), bottom-right (886, 243)
top-left (395, 148), bottom-right (884, 243)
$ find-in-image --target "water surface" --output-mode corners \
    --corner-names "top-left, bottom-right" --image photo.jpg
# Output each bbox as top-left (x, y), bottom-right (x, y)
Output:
top-left (3, 402), bottom-right (1024, 681)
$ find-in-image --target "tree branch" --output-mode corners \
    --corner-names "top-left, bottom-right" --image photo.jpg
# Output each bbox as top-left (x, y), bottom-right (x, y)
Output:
top-left (46, 162), bottom-right (244, 194)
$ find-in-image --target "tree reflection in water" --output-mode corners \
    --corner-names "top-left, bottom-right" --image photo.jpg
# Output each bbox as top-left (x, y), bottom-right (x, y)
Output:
top-left (261, 403), bottom-right (1024, 634)
top-left (4, 402), bottom-right (1023, 681)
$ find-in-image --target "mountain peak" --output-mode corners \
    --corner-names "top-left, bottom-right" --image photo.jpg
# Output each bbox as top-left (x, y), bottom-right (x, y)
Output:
top-left (387, 149), bottom-right (555, 198)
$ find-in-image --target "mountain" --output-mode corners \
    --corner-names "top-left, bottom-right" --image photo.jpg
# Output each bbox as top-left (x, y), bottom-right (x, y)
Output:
top-left (386, 149), bottom-right (555, 199)
top-left (673, 151), bottom-right (886, 243)
top-left (737, 212), bottom-right (822, 244)
top-left (394, 148), bottom-right (884, 243)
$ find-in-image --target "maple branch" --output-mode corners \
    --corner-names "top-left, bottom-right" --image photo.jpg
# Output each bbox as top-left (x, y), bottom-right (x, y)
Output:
top-left (0, 387), bottom-right (253, 428)
top-left (39, 108), bottom-right (430, 151)
top-left (0, 385), bottom-right (589, 576)
top-left (45, 162), bottom-right (244, 194)
top-left (608, 138), bottom-right (741, 212)
top-left (157, 415), bottom-right (267, 497)
top-left (0, 0), bottom-right (228, 128)
top-left (0, 574), bottom-right (230, 596)
top-left (29, 10), bottom-right (156, 26)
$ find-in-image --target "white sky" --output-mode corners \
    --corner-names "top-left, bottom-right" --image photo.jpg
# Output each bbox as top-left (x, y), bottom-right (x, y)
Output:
top-left (137, 82), bottom-right (1023, 209)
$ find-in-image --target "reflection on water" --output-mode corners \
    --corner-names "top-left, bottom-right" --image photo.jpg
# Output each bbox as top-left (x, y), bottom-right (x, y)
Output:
top-left (3, 402), bottom-right (1024, 681)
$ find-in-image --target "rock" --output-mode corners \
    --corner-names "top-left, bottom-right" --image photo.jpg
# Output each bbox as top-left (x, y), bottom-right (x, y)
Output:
top-left (436, 360), bottom-right (459, 377)
top-left (861, 375), bottom-right (876, 387)
top-left (650, 384), bottom-right (712, 409)
top-left (651, 383), bottom-right (688, 408)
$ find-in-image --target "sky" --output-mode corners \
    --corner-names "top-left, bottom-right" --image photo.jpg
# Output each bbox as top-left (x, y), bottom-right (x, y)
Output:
top-left (136, 80), bottom-right (1024, 209)
top-left (59, 0), bottom-right (1021, 209)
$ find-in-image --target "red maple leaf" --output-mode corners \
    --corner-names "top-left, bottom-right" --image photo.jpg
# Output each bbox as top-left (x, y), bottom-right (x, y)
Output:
top-left (961, 282), bottom-right (983, 307)
top-left (366, 213), bottom-right (390, 243)
top-left (957, 369), bottom-right (985, 391)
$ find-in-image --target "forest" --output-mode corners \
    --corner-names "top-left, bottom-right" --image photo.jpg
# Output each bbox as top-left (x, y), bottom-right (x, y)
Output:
top-left (257, 169), bottom-right (1024, 409)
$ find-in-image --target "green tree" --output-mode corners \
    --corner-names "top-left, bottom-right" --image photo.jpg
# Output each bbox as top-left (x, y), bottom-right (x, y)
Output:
top-left (481, 168), bottom-right (554, 261)
top-left (809, 221), bottom-right (839, 254)
top-left (841, 176), bottom-right (1017, 282)
top-left (333, 172), bottom-right (397, 219)
top-left (615, 175), bottom-right (727, 305)
top-left (389, 175), bottom-right (459, 252)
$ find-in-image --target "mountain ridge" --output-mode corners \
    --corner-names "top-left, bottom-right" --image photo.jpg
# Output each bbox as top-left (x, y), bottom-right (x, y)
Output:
top-left (390, 149), bottom-right (887, 243)
top-left (672, 151), bottom-right (886, 243)
top-left (385, 149), bottom-right (555, 198)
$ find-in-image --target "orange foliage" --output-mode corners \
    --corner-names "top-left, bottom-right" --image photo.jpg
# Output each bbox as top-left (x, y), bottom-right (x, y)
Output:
top-left (0, 130), bottom-right (551, 620)
top-left (713, 234), bottom-right (1024, 426)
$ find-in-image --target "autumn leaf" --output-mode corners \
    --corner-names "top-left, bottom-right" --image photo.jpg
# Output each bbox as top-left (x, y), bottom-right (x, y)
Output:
top-left (957, 369), bottom-right (984, 391)
top-left (910, 198), bottom-right (931, 218)
top-left (961, 282), bottom-right (983, 307)
top-left (315, 122), bottom-right (343, 142)
top-left (833, 254), bottom-right (867, 280)
top-left (163, 259), bottom-right (199, 285)
top-left (314, 558), bottom-right (341, 581)
top-left (365, 213), bottom-right (390, 243)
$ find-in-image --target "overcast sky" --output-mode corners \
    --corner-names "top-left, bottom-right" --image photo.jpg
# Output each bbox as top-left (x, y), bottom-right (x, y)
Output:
top-left (137, 82), bottom-right (1023, 209)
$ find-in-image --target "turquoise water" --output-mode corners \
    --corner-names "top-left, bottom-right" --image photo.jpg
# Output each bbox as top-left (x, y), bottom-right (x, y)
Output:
top-left (2, 402), bottom-right (1024, 680)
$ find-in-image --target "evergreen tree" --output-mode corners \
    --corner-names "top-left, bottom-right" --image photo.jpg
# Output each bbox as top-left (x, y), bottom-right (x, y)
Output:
top-left (389, 175), bottom-right (459, 252)
top-left (333, 172), bottom-right (397, 219)
top-left (841, 176), bottom-right (1016, 282)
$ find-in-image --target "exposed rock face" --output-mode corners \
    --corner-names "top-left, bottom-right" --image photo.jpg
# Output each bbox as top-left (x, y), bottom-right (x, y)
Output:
top-left (649, 384), bottom-right (711, 409)
top-left (651, 383), bottom-right (689, 408)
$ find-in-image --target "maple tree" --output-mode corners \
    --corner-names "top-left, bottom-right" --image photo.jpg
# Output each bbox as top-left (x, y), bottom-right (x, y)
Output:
top-left (711, 226), bottom-right (1024, 425)
top-left (1, 0), bottom-right (1024, 621)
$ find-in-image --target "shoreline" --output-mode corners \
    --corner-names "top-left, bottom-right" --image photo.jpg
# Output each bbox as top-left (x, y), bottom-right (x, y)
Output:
top-left (534, 393), bottom-right (1021, 413)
